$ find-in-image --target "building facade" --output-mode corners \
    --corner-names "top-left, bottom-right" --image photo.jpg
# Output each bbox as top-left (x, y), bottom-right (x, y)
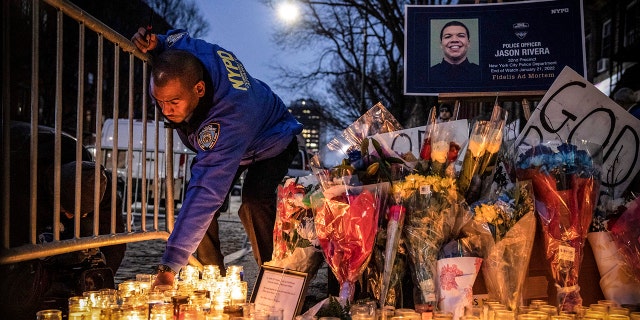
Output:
top-left (288, 99), bottom-right (323, 155)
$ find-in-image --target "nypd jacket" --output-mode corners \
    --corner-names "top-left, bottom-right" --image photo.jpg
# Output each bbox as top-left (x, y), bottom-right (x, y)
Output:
top-left (154, 30), bottom-right (303, 272)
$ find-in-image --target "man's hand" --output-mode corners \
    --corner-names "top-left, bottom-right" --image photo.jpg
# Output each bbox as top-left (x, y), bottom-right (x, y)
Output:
top-left (152, 269), bottom-right (175, 288)
top-left (131, 27), bottom-right (158, 53)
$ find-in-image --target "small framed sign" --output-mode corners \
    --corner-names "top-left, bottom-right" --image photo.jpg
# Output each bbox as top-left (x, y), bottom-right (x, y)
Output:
top-left (250, 266), bottom-right (310, 320)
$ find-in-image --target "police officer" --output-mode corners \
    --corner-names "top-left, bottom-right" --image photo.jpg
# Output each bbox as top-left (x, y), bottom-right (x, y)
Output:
top-left (131, 28), bottom-right (302, 286)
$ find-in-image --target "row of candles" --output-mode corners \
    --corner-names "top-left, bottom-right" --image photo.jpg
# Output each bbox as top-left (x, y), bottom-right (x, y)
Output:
top-left (36, 264), bottom-right (270, 320)
top-left (462, 299), bottom-right (640, 320)
top-left (36, 263), bottom-right (640, 320)
top-left (344, 299), bottom-right (640, 320)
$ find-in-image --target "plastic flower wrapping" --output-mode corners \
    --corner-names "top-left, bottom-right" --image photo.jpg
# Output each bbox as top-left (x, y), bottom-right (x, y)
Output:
top-left (415, 106), bottom-right (466, 178)
top-left (588, 157), bottom-right (640, 304)
top-left (367, 177), bottom-right (409, 308)
top-left (458, 106), bottom-right (508, 204)
top-left (310, 102), bottom-right (401, 303)
top-left (266, 175), bottom-right (325, 276)
top-left (603, 197), bottom-right (640, 302)
top-left (587, 184), bottom-right (640, 304)
top-left (435, 208), bottom-right (486, 320)
top-left (609, 197), bottom-right (640, 280)
top-left (400, 173), bottom-right (467, 307)
top-left (470, 178), bottom-right (536, 312)
top-left (516, 141), bottom-right (600, 312)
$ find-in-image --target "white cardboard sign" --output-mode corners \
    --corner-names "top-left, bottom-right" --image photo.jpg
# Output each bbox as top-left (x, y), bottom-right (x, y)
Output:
top-left (515, 66), bottom-right (640, 198)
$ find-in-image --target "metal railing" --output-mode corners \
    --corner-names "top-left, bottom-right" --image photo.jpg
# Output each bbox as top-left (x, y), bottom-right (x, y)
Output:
top-left (0, 0), bottom-right (194, 266)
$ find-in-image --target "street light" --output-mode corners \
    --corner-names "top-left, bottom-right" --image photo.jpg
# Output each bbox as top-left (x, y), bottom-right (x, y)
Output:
top-left (276, 1), bottom-right (300, 25)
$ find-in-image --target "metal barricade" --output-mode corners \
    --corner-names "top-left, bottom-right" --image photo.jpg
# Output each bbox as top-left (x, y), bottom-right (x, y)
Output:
top-left (0, 0), bottom-right (193, 266)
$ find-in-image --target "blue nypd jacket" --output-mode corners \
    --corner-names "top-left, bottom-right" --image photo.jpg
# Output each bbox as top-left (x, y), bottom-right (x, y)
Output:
top-left (154, 30), bottom-right (302, 272)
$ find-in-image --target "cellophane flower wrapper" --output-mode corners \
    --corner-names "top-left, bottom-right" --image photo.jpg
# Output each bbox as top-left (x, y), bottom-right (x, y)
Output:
top-left (266, 175), bottom-right (325, 276)
top-left (370, 169), bottom-right (415, 307)
top-left (609, 197), bottom-right (640, 282)
top-left (313, 179), bottom-right (390, 303)
top-left (516, 141), bottom-right (600, 312)
top-left (587, 194), bottom-right (640, 304)
top-left (416, 107), bottom-right (467, 178)
top-left (400, 173), bottom-right (465, 306)
top-left (310, 102), bottom-right (401, 304)
top-left (366, 197), bottom-right (407, 307)
top-left (587, 230), bottom-right (640, 304)
top-left (458, 106), bottom-right (508, 204)
top-left (471, 180), bottom-right (536, 311)
top-left (315, 102), bottom-right (402, 175)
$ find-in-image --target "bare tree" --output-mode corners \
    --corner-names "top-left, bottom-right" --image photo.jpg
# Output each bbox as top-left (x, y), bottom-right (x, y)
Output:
top-left (144, 0), bottom-right (209, 37)
top-left (262, 0), bottom-right (440, 131)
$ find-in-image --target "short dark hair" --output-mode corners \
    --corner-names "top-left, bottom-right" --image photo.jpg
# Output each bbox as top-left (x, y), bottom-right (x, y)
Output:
top-left (152, 50), bottom-right (204, 88)
top-left (440, 20), bottom-right (470, 40)
top-left (439, 103), bottom-right (452, 113)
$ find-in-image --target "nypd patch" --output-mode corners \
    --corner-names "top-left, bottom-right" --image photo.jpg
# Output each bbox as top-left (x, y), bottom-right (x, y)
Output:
top-left (197, 122), bottom-right (220, 151)
top-left (166, 32), bottom-right (188, 47)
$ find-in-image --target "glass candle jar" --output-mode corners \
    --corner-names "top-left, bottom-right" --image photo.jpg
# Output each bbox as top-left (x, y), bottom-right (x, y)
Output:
top-left (36, 309), bottom-right (63, 320)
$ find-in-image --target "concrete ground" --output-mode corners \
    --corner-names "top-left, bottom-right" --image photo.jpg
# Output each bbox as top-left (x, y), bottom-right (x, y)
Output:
top-left (114, 195), bottom-right (329, 312)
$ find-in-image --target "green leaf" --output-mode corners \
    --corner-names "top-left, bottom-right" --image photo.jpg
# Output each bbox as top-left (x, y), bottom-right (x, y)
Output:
top-left (361, 138), bottom-right (370, 157)
top-left (371, 138), bottom-right (384, 158)
top-left (386, 157), bottom-right (405, 164)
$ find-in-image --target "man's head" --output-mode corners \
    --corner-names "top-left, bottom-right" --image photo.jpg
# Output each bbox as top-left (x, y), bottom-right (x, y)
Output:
top-left (49, 161), bottom-right (107, 217)
top-left (439, 103), bottom-right (453, 121)
top-left (151, 50), bottom-right (206, 123)
top-left (439, 21), bottom-right (471, 65)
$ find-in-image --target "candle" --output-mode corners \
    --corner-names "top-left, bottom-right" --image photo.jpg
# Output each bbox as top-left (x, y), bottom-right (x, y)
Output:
top-left (230, 281), bottom-right (247, 306)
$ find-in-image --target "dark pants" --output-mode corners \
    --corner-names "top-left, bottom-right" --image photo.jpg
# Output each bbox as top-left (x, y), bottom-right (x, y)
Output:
top-left (196, 137), bottom-right (299, 271)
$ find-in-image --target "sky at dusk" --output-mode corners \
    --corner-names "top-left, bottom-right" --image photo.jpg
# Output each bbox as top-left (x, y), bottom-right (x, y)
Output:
top-left (194, 0), bottom-right (311, 104)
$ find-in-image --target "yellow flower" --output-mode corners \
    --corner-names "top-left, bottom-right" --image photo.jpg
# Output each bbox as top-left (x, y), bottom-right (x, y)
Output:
top-left (474, 203), bottom-right (498, 223)
top-left (468, 134), bottom-right (488, 158)
top-left (485, 129), bottom-right (503, 154)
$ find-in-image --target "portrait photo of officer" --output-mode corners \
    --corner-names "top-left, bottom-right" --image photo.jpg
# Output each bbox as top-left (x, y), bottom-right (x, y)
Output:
top-left (429, 19), bottom-right (481, 82)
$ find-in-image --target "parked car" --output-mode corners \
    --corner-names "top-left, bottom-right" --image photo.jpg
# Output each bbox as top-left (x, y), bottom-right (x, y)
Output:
top-left (88, 119), bottom-right (196, 206)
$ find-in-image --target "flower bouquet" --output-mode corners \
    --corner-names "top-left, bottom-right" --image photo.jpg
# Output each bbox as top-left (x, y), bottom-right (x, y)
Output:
top-left (458, 105), bottom-right (508, 204)
top-left (266, 175), bottom-right (325, 276)
top-left (311, 103), bottom-right (402, 303)
top-left (365, 183), bottom-right (409, 308)
top-left (471, 179), bottom-right (536, 311)
top-left (417, 106), bottom-right (466, 178)
top-left (368, 165), bottom-right (415, 307)
top-left (400, 173), bottom-right (464, 307)
top-left (516, 141), bottom-right (600, 312)
top-left (587, 192), bottom-right (640, 304)
top-left (313, 181), bottom-right (389, 302)
top-left (608, 197), bottom-right (640, 284)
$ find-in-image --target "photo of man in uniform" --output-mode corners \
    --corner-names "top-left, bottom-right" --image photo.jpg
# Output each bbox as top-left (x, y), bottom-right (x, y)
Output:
top-left (429, 19), bottom-right (481, 82)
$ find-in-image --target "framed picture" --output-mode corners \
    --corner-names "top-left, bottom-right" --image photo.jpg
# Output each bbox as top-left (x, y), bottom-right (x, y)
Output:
top-left (250, 265), bottom-right (310, 320)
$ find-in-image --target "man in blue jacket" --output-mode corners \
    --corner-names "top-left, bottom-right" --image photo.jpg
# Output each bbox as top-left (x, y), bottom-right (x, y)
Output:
top-left (131, 28), bottom-right (302, 286)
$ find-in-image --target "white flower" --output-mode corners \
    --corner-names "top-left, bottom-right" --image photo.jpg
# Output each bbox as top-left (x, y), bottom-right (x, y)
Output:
top-left (296, 216), bottom-right (317, 241)
top-left (431, 140), bottom-right (450, 163)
